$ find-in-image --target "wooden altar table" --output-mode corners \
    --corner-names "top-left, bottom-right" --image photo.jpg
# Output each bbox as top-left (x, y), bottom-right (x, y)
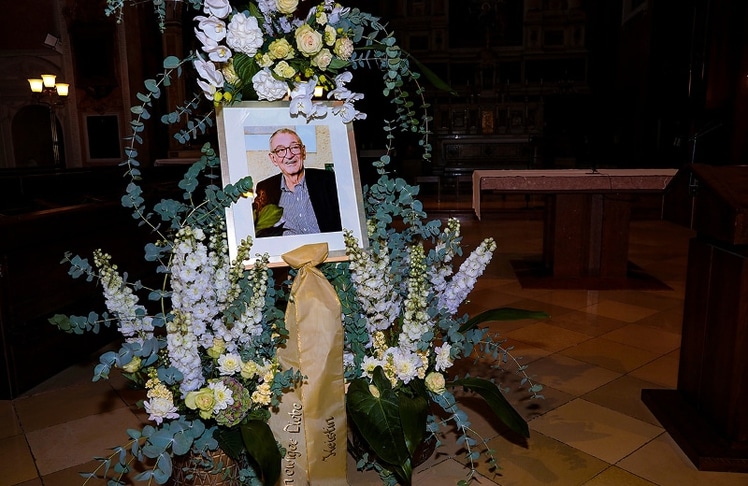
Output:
top-left (472, 169), bottom-right (678, 288)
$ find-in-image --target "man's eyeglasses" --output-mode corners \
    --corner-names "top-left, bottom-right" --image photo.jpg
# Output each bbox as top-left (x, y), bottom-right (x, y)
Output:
top-left (270, 144), bottom-right (304, 157)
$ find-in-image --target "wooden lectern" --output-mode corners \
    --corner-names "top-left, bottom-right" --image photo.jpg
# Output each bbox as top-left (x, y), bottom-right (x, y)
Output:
top-left (642, 163), bottom-right (748, 472)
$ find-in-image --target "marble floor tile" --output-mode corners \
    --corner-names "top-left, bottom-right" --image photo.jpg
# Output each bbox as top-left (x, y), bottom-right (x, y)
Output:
top-left (26, 407), bottom-right (144, 476)
top-left (581, 300), bottom-right (660, 323)
top-left (0, 434), bottom-right (37, 486)
top-left (628, 351), bottom-right (680, 389)
top-left (617, 434), bottom-right (748, 486)
top-left (582, 375), bottom-right (665, 426)
top-left (14, 380), bottom-right (125, 432)
top-left (601, 323), bottom-right (681, 355)
top-left (529, 399), bottom-right (663, 464)
top-left (0, 401), bottom-right (22, 440)
top-left (478, 430), bottom-right (609, 486)
top-left (522, 354), bottom-right (621, 397)
top-left (505, 321), bottom-right (592, 354)
top-left (581, 466), bottom-right (657, 485)
top-left (558, 337), bottom-right (660, 374)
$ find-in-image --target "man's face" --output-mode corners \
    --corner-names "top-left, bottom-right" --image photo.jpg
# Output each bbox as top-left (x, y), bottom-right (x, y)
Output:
top-left (269, 131), bottom-right (306, 178)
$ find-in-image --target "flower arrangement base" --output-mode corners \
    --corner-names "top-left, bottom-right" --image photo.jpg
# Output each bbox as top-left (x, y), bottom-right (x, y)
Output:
top-left (170, 449), bottom-right (240, 486)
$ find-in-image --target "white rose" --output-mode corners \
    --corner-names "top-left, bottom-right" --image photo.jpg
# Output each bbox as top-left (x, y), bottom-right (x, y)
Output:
top-left (312, 48), bottom-right (333, 70)
top-left (226, 13), bottom-right (264, 56)
top-left (295, 24), bottom-right (323, 57)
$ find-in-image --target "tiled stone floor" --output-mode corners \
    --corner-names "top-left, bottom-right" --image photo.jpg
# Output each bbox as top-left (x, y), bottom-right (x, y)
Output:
top-left (3, 193), bottom-right (748, 485)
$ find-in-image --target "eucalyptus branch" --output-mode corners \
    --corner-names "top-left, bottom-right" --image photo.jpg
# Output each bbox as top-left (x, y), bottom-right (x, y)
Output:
top-left (475, 337), bottom-right (544, 399)
top-left (432, 393), bottom-right (498, 485)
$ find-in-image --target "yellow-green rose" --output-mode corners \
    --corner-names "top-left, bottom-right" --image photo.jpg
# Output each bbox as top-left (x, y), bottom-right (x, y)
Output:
top-left (295, 24), bottom-right (323, 57)
top-left (276, 0), bottom-right (298, 15)
top-left (273, 60), bottom-right (296, 79)
top-left (425, 372), bottom-right (446, 395)
top-left (185, 388), bottom-right (216, 419)
top-left (241, 360), bottom-right (260, 379)
top-left (207, 338), bottom-right (226, 359)
top-left (121, 356), bottom-right (141, 374)
top-left (268, 38), bottom-right (294, 60)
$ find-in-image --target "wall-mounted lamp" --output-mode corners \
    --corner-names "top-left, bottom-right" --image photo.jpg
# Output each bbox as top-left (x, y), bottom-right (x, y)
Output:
top-left (27, 73), bottom-right (71, 167)
top-left (28, 73), bottom-right (69, 104)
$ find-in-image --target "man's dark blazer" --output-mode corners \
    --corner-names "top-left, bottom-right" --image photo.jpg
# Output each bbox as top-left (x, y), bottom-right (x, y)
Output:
top-left (252, 168), bottom-right (342, 236)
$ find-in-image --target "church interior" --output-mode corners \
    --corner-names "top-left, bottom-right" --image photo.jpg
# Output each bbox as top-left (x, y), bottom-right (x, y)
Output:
top-left (1, 0), bottom-right (748, 485)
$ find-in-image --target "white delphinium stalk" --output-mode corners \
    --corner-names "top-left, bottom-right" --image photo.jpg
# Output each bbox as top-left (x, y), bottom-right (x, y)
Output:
top-left (398, 244), bottom-right (430, 352)
top-left (93, 249), bottom-right (154, 344)
top-left (344, 231), bottom-right (400, 335)
top-left (212, 252), bottom-right (269, 353)
top-left (429, 218), bottom-right (461, 295)
top-left (438, 237), bottom-right (497, 315)
top-left (168, 310), bottom-right (204, 394)
top-left (169, 227), bottom-right (222, 394)
top-left (171, 227), bottom-right (220, 348)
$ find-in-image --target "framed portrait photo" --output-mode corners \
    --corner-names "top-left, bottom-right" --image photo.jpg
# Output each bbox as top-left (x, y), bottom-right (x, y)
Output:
top-left (217, 101), bottom-right (368, 266)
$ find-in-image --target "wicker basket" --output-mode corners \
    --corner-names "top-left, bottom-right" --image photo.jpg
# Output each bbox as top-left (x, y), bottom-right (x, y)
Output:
top-left (170, 448), bottom-right (240, 486)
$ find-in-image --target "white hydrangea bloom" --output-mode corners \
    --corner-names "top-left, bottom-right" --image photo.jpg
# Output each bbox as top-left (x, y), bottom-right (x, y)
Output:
top-left (226, 12), bottom-right (264, 56)
top-left (252, 68), bottom-right (289, 100)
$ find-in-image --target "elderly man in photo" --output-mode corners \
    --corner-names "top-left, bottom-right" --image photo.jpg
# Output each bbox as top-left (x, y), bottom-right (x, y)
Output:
top-left (252, 128), bottom-right (342, 237)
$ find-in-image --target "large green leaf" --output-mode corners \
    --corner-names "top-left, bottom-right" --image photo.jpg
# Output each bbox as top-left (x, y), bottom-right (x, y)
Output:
top-left (240, 420), bottom-right (281, 486)
top-left (398, 392), bottom-right (428, 456)
top-left (346, 368), bottom-right (409, 467)
top-left (407, 55), bottom-right (458, 96)
top-left (459, 308), bottom-right (549, 333)
top-left (451, 377), bottom-right (529, 438)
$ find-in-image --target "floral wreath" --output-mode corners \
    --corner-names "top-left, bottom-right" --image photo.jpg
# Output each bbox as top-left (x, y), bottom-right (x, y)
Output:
top-left (51, 1), bottom-right (546, 485)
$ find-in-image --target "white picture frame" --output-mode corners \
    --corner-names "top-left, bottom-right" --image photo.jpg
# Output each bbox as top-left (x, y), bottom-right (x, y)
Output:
top-left (217, 101), bottom-right (367, 266)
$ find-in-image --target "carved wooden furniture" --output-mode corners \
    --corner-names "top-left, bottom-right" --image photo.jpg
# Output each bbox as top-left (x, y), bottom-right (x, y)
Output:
top-left (642, 164), bottom-right (748, 472)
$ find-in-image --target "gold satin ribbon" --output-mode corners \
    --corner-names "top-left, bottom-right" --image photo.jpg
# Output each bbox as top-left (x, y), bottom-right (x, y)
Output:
top-left (269, 243), bottom-right (348, 485)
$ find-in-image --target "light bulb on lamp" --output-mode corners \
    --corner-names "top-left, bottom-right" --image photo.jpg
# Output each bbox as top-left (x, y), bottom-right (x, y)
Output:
top-left (56, 83), bottom-right (69, 97)
top-left (28, 78), bottom-right (44, 93)
top-left (41, 74), bottom-right (57, 88)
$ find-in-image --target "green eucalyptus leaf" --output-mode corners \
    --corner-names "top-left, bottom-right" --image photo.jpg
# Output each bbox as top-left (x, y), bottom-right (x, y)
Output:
top-left (163, 55), bottom-right (181, 69)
